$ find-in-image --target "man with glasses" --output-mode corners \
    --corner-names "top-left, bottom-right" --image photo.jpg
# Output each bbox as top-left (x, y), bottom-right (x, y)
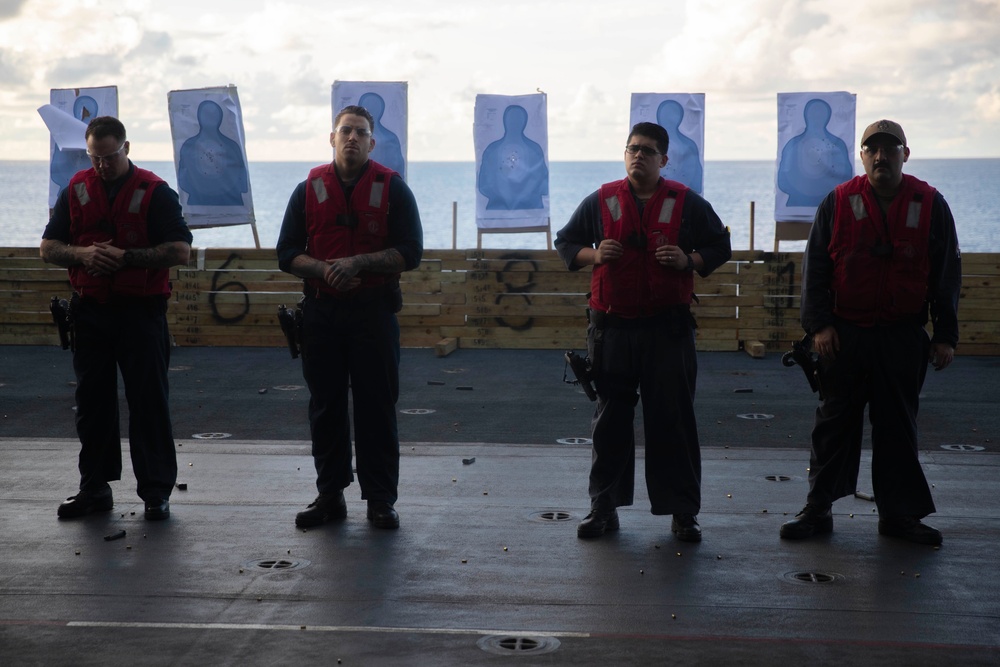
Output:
top-left (781, 120), bottom-right (961, 545)
top-left (277, 105), bottom-right (423, 530)
top-left (555, 122), bottom-right (731, 541)
top-left (41, 116), bottom-right (192, 521)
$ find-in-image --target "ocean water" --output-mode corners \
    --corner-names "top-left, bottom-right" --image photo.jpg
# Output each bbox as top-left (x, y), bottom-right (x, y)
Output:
top-left (1, 159), bottom-right (996, 252)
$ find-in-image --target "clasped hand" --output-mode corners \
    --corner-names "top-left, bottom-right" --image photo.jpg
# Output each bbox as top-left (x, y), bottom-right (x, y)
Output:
top-left (323, 257), bottom-right (363, 291)
top-left (595, 239), bottom-right (687, 270)
top-left (82, 241), bottom-right (125, 276)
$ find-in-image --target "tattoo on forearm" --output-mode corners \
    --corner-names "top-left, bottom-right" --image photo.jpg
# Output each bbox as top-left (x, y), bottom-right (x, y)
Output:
top-left (352, 248), bottom-right (405, 273)
top-left (126, 244), bottom-right (187, 269)
top-left (42, 242), bottom-right (78, 267)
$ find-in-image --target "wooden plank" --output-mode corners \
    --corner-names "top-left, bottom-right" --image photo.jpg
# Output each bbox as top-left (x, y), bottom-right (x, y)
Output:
top-left (396, 314), bottom-right (465, 327)
top-left (463, 315), bottom-right (586, 328)
top-left (400, 293), bottom-right (466, 305)
top-left (959, 321), bottom-right (1000, 336)
top-left (423, 249), bottom-right (470, 261)
top-left (743, 340), bottom-right (767, 358)
top-left (0, 333), bottom-right (61, 345)
top-left (960, 255), bottom-right (1000, 275)
top-left (692, 283), bottom-right (740, 297)
top-left (735, 323), bottom-right (803, 337)
top-left (397, 303), bottom-right (441, 317)
top-left (169, 331), bottom-right (286, 346)
top-left (435, 337), bottom-right (458, 357)
top-left (954, 305), bottom-right (1000, 319)
top-left (173, 281), bottom-right (304, 294)
top-left (167, 312), bottom-right (281, 327)
top-left (0, 265), bottom-right (71, 278)
top-left (461, 271), bottom-right (594, 293)
top-left (400, 270), bottom-right (467, 285)
top-left (457, 336), bottom-right (584, 350)
top-left (169, 302), bottom-right (297, 317)
top-left (0, 248), bottom-right (46, 259)
top-left (2, 247), bottom-right (999, 355)
top-left (174, 269), bottom-right (304, 283)
top-left (696, 339), bottom-right (741, 352)
top-left (694, 328), bottom-right (739, 342)
top-left (0, 311), bottom-right (58, 324)
top-left (959, 279), bottom-right (998, 291)
top-left (463, 249), bottom-right (560, 261)
top-left (437, 257), bottom-right (573, 272)
top-left (440, 326), bottom-right (588, 340)
top-left (172, 291), bottom-right (305, 306)
top-left (442, 303), bottom-right (591, 318)
top-left (185, 257), bottom-right (279, 271)
top-left (956, 343), bottom-right (1000, 355)
top-left (693, 294), bottom-right (761, 307)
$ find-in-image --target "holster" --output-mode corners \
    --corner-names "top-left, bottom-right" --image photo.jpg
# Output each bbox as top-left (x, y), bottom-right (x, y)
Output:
top-left (563, 308), bottom-right (603, 402)
top-left (277, 299), bottom-right (304, 359)
top-left (781, 334), bottom-right (826, 400)
top-left (49, 295), bottom-right (76, 352)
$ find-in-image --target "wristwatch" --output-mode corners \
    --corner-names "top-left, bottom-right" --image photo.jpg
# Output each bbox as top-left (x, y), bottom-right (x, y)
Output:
top-left (123, 250), bottom-right (136, 266)
top-left (684, 254), bottom-right (695, 271)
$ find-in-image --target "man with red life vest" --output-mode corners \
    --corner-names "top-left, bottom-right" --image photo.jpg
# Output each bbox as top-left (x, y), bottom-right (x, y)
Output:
top-left (555, 122), bottom-right (732, 542)
top-left (277, 105), bottom-right (423, 530)
top-left (41, 116), bottom-right (192, 521)
top-left (781, 120), bottom-right (961, 545)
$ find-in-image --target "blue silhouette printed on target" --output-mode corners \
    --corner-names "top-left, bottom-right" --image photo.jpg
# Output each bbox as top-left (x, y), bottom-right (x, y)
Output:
top-left (358, 92), bottom-right (405, 178)
top-left (777, 98), bottom-right (852, 207)
top-left (656, 99), bottom-right (703, 194)
top-left (177, 100), bottom-right (249, 206)
top-left (332, 81), bottom-right (408, 180)
top-left (629, 93), bottom-right (705, 195)
top-left (46, 86), bottom-right (119, 208)
top-left (477, 105), bottom-right (549, 210)
top-left (50, 95), bottom-right (99, 193)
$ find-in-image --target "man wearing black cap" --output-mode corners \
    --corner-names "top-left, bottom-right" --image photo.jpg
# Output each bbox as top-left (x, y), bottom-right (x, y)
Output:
top-left (781, 119), bottom-right (961, 545)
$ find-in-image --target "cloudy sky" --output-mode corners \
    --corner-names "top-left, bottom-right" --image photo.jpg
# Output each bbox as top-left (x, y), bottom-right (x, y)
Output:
top-left (1, 0), bottom-right (998, 162)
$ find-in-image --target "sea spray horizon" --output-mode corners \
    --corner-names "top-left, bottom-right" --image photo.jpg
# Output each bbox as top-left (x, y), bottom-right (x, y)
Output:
top-left (1, 159), bottom-right (996, 252)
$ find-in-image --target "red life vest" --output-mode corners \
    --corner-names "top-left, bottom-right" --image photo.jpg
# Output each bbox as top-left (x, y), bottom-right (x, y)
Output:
top-left (67, 166), bottom-right (171, 301)
top-left (304, 161), bottom-right (398, 296)
top-left (589, 177), bottom-right (693, 317)
top-left (829, 174), bottom-right (936, 325)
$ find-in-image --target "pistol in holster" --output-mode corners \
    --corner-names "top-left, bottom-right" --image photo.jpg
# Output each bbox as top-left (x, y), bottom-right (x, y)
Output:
top-left (781, 334), bottom-right (826, 400)
top-left (563, 309), bottom-right (604, 402)
top-left (49, 295), bottom-right (76, 352)
top-left (277, 300), bottom-right (304, 359)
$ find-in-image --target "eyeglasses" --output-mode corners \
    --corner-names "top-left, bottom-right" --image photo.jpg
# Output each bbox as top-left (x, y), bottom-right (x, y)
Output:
top-left (86, 142), bottom-right (126, 164)
top-left (625, 144), bottom-right (661, 157)
top-left (336, 125), bottom-right (372, 138)
top-left (861, 143), bottom-right (903, 156)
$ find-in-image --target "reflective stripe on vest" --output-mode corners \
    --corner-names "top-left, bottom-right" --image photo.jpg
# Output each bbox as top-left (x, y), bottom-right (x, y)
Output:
top-left (311, 177), bottom-right (328, 204)
top-left (658, 197), bottom-right (676, 223)
top-left (848, 194), bottom-right (865, 220)
top-left (604, 195), bottom-right (622, 222)
top-left (128, 188), bottom-right (146, 214)
top-left (74, 182), bottom-right (90, 207)
top-left (906, 198), bottom-right (922, 229)
top-left (369, 180), bottom-right (385, 208)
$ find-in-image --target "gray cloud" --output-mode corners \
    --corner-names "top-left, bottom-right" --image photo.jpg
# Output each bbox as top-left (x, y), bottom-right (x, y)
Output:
top-left (126, 31), bottom-right (174, 59)
top-left (0, 0), bottom-right (27, 20)
top-left (48, 54), bottom-right (122, 84)
top-left (0, 48), bottom-right (28, 85)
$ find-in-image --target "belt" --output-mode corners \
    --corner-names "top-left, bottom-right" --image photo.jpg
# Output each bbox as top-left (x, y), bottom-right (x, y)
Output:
top-left (592, 305), bottom-right (691, 329)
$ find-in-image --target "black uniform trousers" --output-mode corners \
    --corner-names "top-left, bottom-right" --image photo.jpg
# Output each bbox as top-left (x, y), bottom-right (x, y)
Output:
top-left (806, 319), bottom-right (936, 519)
top-left (300, 294), bottom-right (401, 504)
top-left (72, 296), bottom-right (177, 502)
top-left (587, 314), bottom-right (701, 515)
